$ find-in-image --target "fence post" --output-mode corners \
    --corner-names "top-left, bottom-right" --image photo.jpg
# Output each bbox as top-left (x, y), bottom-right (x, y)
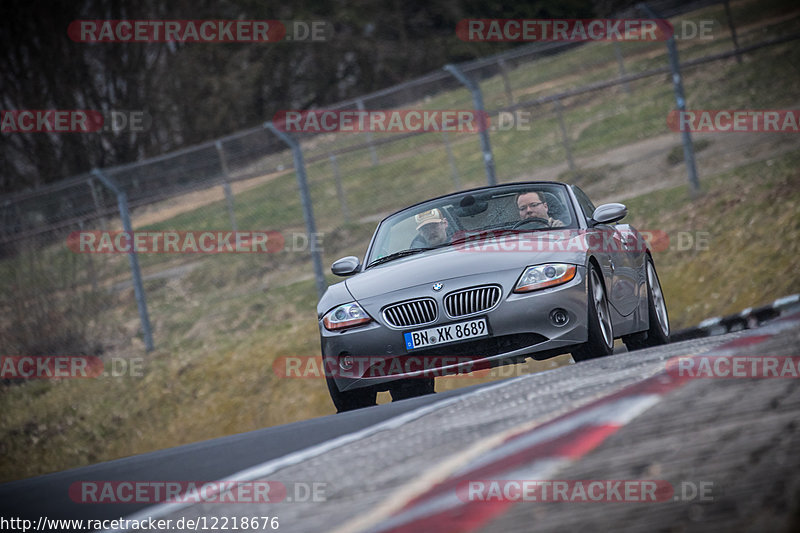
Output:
top-left (329, 154), bottom-right (350, 223)
top-left (215, 140), bottom-right (238, 232)
top-left (639, 2), bottom-right (700, 197)
top-left (356, 99), bottom-right (379, 166)
top-left (722, 0), bottom-right (742, 64)
top-left (554, 98), bottom-right (576, 172)
top-left (78, 219), bottom-right (99, 293)
top-left (443, 64), bottom-right (497, 186)
top-left (497, 58), bottom-right (515, 105)
top-left (264, 122), bottom-right (327, 299)
top-left (442, 131), bottom-right (462, 190)
top-left (91, 168), bottom-right (154, 352)
top-left (88, 178), bottom-right (107, 230)
top-left (613, 41), bottom-right (632, 95)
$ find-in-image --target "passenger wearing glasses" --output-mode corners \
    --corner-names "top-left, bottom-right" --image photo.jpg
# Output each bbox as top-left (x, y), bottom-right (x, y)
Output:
top-left (515, 191), bottom-right (565, 227)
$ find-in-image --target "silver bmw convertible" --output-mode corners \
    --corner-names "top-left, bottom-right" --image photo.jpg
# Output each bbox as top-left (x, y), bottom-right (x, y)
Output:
top-left (318, 181), bottom-right (670, 411)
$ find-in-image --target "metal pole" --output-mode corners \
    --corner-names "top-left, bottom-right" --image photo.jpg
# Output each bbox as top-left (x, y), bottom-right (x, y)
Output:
top-left (91, 168), bottom-right (154, 352)
top-left (329, 154), bottom-right (350, 223)
top-left (215, 140), bottom-right (238, 232)
top-left (443, 64), bottom-right (497, 186)
top-left (554, 98), bottom-right (576, 172)
top-left (264, 122), bottom-right (327, 299)
top-left (78, 219), bottom-right (99, 293)
top-left (356, 99), bottom-right (379, 166)
top-left (442, 131), bottom-right (462, 189)
top-left (497, 58), bottom-right (515, 105)
top-left (88, 178), bottom-right (107, 230)
top-left (722, 0), bottom-right (742, 64)
top-left (638, 2), bottom-right (700, 197)
top-left (613, 41), bottom-right (632, 95)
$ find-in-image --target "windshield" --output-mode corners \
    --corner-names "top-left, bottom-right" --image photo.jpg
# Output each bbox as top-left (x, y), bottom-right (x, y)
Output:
top-left (366, 183), bottom-right (577, 267)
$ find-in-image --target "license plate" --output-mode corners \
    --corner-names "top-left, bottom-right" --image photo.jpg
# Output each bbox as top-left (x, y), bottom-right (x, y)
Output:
top-left (404, 318), bottom-right (488, 350)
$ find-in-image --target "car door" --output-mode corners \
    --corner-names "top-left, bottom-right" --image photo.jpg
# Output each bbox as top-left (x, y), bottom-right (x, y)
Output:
top-left (572, 186), bottom-right (638, 317)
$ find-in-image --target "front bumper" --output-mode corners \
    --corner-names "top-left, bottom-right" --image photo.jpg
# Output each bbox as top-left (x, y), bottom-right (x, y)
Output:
top-left (320, 265), bottom-right (589, 392)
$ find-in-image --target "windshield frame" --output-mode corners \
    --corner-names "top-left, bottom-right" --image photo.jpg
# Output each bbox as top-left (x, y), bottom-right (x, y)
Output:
top-left (363, 181), bottom-right (579, 268)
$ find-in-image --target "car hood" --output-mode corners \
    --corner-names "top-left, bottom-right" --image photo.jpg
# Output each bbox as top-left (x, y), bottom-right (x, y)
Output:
top-left (346, 232), bottom-right (586, 300)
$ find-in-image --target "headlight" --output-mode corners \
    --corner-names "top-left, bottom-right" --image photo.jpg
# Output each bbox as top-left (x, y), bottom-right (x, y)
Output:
top-left (323, 302), bottom-right (372, 331)
top-left (514, 264), bottom-right (577, 293)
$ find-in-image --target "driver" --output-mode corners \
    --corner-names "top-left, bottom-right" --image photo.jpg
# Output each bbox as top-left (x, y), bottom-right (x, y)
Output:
top-left (414, 208), bottom-right (450, 246)
top-left (516, 191), bottom-right (565, 227)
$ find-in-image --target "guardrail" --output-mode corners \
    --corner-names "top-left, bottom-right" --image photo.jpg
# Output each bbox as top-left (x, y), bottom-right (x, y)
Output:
top-left (670, 294), bottom-right (800, 342)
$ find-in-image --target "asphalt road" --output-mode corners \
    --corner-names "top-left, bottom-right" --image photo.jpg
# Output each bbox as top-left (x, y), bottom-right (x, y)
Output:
top-left (2, 313), bottom-right (798, 532)
top-left (487, 324), bottom-right (800, 533)
top-left (0, 375), bottom-right (503, 525)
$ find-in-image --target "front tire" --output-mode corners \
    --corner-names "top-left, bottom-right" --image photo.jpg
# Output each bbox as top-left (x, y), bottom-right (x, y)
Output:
top-left (324, 361), bottom-right (377, 413)
top-left (623, 257), bottom-right (670, 351)
top-left (389, 377), bottom-right (436, 401)
top-left (572, 264), bottom-right (614, 362)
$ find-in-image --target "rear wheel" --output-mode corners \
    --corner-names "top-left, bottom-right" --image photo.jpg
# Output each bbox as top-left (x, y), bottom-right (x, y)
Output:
top-left (572, 264), bottom-right (614, 362)
top-left (389, 377), bottom-right (436, 401)
top-left (324, 360), bottom-right (377, 413)
top-left (623, 258), bottom-right (670, 351)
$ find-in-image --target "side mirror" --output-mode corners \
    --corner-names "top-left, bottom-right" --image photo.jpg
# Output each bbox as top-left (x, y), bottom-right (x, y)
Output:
top-left (331, 256), bottom-right (361, 276)
top-left (591, 203), bottom-right (627, 225)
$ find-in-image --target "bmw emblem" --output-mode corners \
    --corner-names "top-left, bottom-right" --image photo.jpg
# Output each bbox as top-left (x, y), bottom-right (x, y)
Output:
top-left (432, 282), bottom-right (443, 292)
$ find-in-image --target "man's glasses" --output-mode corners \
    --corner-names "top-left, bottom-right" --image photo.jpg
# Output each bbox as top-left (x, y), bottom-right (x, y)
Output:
top-left (518, 201), bottom-right (545, 211)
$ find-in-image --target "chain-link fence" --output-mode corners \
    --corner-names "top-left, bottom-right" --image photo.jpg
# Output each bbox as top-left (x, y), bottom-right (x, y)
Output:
top-left (2, 0), bottom-right (799, 355)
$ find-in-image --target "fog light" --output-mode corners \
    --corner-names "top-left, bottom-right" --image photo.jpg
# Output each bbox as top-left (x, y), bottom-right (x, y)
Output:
top-left (550, 308), bottom-right (569, 327)
top-left (339, 354), bottom-right (354, 371)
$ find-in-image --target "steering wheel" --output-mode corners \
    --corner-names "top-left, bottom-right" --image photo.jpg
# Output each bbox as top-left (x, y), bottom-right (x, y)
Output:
top-left (512, 217), bottom-right (550, 229)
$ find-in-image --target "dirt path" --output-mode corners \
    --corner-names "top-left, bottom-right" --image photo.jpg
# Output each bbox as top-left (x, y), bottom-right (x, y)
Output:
top-left (130, 168), bottom-right (293, 228)
top-left (519, 130), bottom-right (800, 203)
